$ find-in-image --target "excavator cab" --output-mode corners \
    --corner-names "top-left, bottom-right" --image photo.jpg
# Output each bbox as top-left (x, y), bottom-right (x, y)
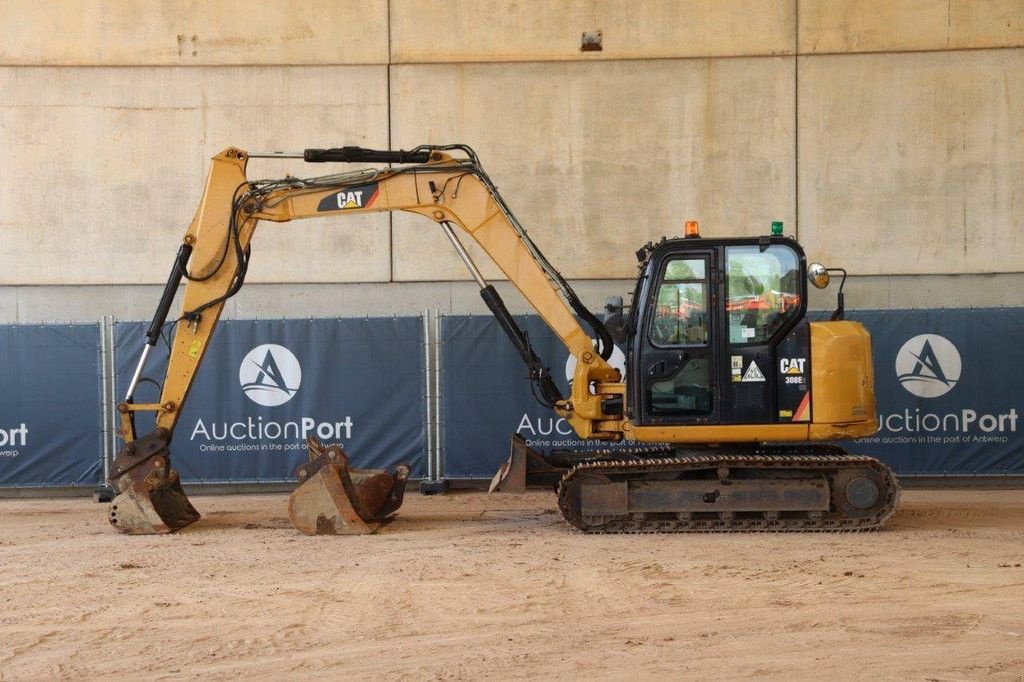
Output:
top-left (628, 233), bottom-right (810, 428)
top-left (493, 230), bottom-right (814, 494)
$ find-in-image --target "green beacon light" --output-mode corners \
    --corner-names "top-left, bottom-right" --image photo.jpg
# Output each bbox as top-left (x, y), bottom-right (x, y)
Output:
top-left (771, 220), bottom-right (784, 236)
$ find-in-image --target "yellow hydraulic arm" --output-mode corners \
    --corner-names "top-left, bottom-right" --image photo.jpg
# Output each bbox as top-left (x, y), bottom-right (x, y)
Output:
top-left (117, 145), bottom-right (625, 459)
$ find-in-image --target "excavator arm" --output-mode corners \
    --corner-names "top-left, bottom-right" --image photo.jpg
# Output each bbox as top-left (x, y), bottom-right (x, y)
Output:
top-left (110, 145), bottom-right (625, 534)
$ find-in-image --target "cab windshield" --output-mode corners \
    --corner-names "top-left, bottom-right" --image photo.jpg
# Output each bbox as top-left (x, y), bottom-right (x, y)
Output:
top-left (725, 245), bottom-right (801, 344)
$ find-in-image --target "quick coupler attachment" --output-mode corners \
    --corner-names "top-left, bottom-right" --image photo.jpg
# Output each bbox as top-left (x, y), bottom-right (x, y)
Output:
top-left (288, 437), bottom-right (410, 535)
top-left (107, 429), bottom-right (200, 534)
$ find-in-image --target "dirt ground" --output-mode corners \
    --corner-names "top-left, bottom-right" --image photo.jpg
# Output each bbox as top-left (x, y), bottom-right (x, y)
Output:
top-left (0, 489), bottom-right (1022, 680)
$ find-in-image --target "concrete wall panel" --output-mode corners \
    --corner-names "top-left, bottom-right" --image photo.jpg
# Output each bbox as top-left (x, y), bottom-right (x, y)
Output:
top-left (0, 0), bottom-right (389, 65)
top-left (800, 0), bottom-right (1024, 54)
top-left (391, 0), bottom-right (795, 62)
top-left (798, 50), bottom-right (1024, 275)
top-left (390, 59), bottom-right (796, 281)
top-left (0, 66), bottom-right (391, 285)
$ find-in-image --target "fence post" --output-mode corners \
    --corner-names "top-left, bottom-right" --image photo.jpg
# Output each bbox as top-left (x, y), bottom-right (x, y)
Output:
top-left (421, 309), bottom-right (434, 481)
top-left (418, 309), bottom-right (448, 494)
top-left (93, 315), bottom-right (116, 502)
top-left (434, 310), bottom-right (444, 481)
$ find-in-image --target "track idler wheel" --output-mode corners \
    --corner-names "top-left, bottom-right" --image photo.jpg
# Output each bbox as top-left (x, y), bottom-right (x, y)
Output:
top-left (288, 438), bottom-right (410, 535)
top-left (108, 430), bottom-right (200, 534)
top-left (831, 468), bottom-right (892, 520)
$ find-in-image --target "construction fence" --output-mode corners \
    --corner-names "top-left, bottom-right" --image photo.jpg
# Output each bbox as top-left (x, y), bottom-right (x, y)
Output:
top-left (0, 309), bottom-right (1022, 490)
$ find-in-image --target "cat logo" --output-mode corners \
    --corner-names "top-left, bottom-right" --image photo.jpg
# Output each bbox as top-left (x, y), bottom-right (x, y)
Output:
top-left (336, 190), bottom-right (365, 209)
top-left (316, 182), bottom-right (380, 212)
top-left (780, 358), bottom-right (806, 375)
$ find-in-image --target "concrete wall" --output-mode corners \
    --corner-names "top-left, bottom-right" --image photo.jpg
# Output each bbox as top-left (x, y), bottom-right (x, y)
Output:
top-left (0, 66), bottom-right (391, 285)
top-left (0, 0), bottom-right (1021, 321)
top-left (0, 1), bottom-right (389, 65)
top-left (799, 48), bottom-right (1024, 275)
top-left (390, 58), bottom-right (795, 281)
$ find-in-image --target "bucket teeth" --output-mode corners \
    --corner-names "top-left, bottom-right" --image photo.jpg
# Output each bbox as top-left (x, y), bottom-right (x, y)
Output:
top-left (108, 469), bottom-right (200, 534)
top-left (288, 438), bottom-right (410, 535)
top-left (107, 433), bottom-right (200, 534)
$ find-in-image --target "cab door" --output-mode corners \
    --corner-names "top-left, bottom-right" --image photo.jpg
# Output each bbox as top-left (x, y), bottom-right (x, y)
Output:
top-left (720, 243), bottom-right (807, 424)
top-left (635, 249), bottom-right (720, 425)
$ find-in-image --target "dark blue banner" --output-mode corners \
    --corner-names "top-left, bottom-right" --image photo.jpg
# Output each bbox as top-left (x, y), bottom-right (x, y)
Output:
top-left (115, 318), bottom-right (426, 482)
top-left (835, 308), bottom-right (1024, 476)
top-left (441, 315), bottom-right (632, 478)
top-left (0, 325), bottom-right (103, 487)
top-left (442, 310), bottom-right (1024, 478)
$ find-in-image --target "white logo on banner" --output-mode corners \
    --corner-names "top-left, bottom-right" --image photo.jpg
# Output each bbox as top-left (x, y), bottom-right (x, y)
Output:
top-left (896, 334), bottom-right (961, 398)
top-left (0, 423), bottom-right (27, 456)
top-left (239, 344), bottom-right (302, 407)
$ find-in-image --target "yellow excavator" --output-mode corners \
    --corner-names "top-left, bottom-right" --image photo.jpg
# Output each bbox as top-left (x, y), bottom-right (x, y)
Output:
top-left (109, 144), bottom-right (899, 535)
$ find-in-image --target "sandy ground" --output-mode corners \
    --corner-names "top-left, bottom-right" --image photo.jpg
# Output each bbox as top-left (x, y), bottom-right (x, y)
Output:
top-left (0, 489), bottom-right (1022, 681)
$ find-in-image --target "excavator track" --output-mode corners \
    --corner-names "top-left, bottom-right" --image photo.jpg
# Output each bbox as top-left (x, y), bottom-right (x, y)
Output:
top-left (557, 445), bottom-right (899, 533)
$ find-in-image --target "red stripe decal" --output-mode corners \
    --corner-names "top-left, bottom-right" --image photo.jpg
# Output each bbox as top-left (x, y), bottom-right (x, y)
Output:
top-left (793, 392), bottom-right (811, 422)
top-left (364, 186), bottom-right (379, 208)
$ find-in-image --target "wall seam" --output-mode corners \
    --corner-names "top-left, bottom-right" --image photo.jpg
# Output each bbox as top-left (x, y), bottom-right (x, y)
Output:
top-left (794, 0), bottom-right (800, 241)
top-left (387, 0), bottom-right (394, 283)
top-left (780, 44), bottom-right (1024, 59)
top-left (1, 44), bottom-right (1019, 70)
top-left (371, 43), bottom-right (1024, 67)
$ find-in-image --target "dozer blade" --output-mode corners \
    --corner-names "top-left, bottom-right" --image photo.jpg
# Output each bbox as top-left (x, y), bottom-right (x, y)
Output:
top-left (489, 434), bottom-right (566, 493)
top-left (107, 430), bottom-right (200, 534)
top-left (288, 438), bottom-right (410, 535)
top-left (489, 440), bottom-right (526, 494)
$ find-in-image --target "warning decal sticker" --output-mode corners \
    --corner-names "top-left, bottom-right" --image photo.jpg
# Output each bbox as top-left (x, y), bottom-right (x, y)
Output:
top-left (741, 360), bottom-right (766, 383)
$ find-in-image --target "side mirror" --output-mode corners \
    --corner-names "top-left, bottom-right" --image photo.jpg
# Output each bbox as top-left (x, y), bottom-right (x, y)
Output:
top-left (807, 262), bottom-right (830, 289)
top-left (808, 263), bottom-right (848, 321)
top-left (603, 296), bottom-right (628, 345)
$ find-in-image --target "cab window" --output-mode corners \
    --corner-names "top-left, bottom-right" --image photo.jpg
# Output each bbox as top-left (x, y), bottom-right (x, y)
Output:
top-left (725, 245), bottom-right (801, 345)
top-left (649, 258), bottom-right (708, 347)
top-left (648, 358), bottom-right (712, 416)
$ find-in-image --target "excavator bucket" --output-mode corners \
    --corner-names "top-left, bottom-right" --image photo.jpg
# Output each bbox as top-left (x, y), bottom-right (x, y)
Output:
top-left (108, 434), bottom-right (200, 534)
top-left (288, 438), bottom-right (410, 535)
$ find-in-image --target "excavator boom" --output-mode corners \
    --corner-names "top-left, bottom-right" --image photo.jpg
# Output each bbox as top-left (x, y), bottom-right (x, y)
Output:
top-left (110, 145), bottom-right (624, 534)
